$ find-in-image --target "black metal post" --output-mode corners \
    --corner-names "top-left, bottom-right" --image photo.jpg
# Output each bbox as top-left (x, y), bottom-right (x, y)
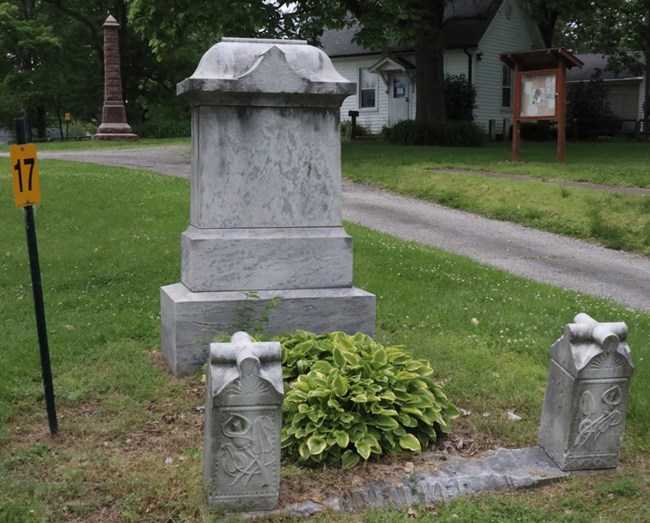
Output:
top-left (348, 110), bottom-right (359, 140)
top-left (15, 117), bottom-right (58, 436)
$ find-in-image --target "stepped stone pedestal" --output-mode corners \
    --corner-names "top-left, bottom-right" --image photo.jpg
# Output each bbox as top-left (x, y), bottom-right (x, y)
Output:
top-left (161, 38), bottom-right (375, 376)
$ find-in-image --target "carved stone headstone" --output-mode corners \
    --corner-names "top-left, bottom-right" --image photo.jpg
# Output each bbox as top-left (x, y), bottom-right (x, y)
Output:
top-left (93, 15), bottom-right (138, 141)
top-left (161, 38), bottom-right (375, 375)
top-left (204, 332), bottom-right (283, 511)
top-left (539, 313), bottom-right (634, 470)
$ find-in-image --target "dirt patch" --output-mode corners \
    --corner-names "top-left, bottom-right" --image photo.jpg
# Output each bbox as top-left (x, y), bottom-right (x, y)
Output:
top-left (1, 358), bottom-right (495, 522)
top-left (278, 428), bottom-right (494, 508)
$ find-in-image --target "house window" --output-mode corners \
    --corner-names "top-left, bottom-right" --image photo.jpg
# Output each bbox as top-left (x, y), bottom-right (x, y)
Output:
top-left (502, 65), bottom-right (512, 108)
top-left (359, 68), bottom-right (377, 109)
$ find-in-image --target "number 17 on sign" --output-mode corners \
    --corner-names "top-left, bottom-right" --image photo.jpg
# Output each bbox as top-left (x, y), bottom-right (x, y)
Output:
top-left (10, 143), bottom-right (41, 208)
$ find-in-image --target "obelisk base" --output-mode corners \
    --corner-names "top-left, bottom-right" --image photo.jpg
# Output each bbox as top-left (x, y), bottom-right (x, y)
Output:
top-left (93, 102), bottom-right (138, 140)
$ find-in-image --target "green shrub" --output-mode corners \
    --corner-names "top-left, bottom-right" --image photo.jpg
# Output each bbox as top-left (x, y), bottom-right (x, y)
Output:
top-left (132, 102), bottom-right (191, 138)
top-left (341, 119), bottom-right (370, 138)
top-left (384, 120), bottom-right (483, 146)
top-left (279, 331), bottom-right (458, 468)
top-left (62, 119), bottom-right (96, 139)
top-left (445, 74), bottom-right (476, 121)
top-left (133, 116), bottom-right (190, 138)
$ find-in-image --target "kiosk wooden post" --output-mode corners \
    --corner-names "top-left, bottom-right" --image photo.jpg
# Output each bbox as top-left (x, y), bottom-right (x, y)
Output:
top-left (500, 49), bottom-right (582, 164)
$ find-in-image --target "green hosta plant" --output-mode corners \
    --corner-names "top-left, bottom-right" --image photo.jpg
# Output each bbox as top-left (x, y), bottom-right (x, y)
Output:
top-left (279, 331), bottom-right (459, 468)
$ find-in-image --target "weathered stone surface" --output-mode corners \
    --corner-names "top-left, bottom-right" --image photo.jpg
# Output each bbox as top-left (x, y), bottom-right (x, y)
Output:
top-left (188, 105), bottom-right (343, 229)
top-left (93, 15), bottom-right (137, 141)
top-left (181, 226), bottom-right (353, 291)
top-left (204, 332), bottom-right (283, 512)
top-left (235, 447), bottom-right (569, 518)
top-left (161, 283), bottom-right (376, 376)
top-left (539, 313), bottom-right (634, 471)
top-left (177, 38), bottom-right (355, 103)
top-left (338, 447), bottom-right (568, 512)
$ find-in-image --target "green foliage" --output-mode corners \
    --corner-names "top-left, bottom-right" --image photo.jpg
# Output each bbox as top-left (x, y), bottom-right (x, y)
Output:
top-left (568, 79), bottom-right (618, 123)
top-left (62, 120), bottom-right (97, 140)
top-left (1, 153), bottom-right (650, 521)
top-left (342, 140), bottom-right (650, 255)
top-left (383, 120), bottom-right (483, 147)
top-left (279, 331), bottom-right (459, 467)
top-left (588, 208), bottom-right (628, 250)
top-left (234, 291), bottom-right (282, 335)
top-left (127, 1), bottom-right (451, 125)
top-left (132, 114), bottom-right (192, 138)
top-left (444, 74), bottom-right (476, 121)
top-left (567, 79), bottom-right (624, 137)
top-left (340, 119), bottom-right (370, 138)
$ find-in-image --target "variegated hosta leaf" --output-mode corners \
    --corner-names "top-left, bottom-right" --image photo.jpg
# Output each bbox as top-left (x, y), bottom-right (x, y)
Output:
top-left (280, 331), bottom-right (458, 467)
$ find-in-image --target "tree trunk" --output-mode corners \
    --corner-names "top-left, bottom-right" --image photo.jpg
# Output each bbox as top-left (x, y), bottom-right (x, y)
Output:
top-left (537, 17), bottom-right (557, 48)
top-left (414, 2), bottom-right (446, 124)
top-left (36, 106), bottom-right (47, 139)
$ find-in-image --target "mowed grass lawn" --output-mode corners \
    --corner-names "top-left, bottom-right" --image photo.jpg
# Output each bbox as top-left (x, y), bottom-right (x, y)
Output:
top-left (343, 140), bottom-right (650, 254)
top-left (0, 145), bottom-right (648, 522)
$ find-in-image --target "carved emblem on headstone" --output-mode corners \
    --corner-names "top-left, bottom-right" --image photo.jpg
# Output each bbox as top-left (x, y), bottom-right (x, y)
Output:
top-left (539, 313), bottom-right (634, 471)
top-left (204, 332), bottom-right (283, 511)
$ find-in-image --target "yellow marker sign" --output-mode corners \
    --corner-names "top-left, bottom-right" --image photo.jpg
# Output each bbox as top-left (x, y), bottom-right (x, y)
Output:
top-left (10, 144), bottom-right (41, 207)
top-left (65, 112), bottom-right (71, 121)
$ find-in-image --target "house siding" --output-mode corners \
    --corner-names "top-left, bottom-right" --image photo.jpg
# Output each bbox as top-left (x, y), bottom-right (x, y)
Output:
top-left (605, 81), bottom-right (642, 120)
top-left (334, 55), bottom-right (418, 133)
top-left (474, 0), bottom-right (542, 131)
top-left (639, 77), bottom-right (647, 122)
top-left (336, 56), bottom-right (389, 133)
top-left (333, 52), bottom-right (474, 133)
top-left (330, 0), bottom-right (543, 134)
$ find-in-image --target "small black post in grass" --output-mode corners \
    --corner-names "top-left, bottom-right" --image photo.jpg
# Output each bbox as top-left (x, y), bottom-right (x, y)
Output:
top-left (65, 112), bottom-right (71, 140)
top-left (12, 117), bottom-right (58, 436)
top-left (348, 110), bottom-right (359, 139)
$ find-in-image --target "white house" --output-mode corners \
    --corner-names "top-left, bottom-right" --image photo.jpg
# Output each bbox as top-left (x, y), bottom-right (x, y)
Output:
top-left (319, 0), bottom-right (543, 133)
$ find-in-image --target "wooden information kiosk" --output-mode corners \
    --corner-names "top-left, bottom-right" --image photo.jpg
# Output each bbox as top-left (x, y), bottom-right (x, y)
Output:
top-left (500, 49), bottom-right (583, 164)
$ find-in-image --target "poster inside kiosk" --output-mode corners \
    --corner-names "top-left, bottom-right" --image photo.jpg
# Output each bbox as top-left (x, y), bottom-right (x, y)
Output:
top-left (520, 73), bottom-right (557, 118)
top-left (10, 143), bottom-right (41, 208)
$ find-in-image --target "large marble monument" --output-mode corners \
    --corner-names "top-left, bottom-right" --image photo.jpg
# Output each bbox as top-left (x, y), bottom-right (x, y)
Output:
top-left (161, 38), bottom-right (375, 375)
top-left (539, 313), bottom-right (634, 470)
top-left (93, 15), bottom-right (138, 141)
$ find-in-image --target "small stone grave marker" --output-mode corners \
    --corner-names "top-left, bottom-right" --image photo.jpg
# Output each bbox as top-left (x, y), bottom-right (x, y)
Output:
top-left (539, 313), bottom-right (634, 470)
top-left (204, 332), bottom-right (283, 512)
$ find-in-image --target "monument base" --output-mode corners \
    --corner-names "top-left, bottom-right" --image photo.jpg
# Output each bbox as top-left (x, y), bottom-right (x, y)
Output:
top-left (161, 283), bottom-right (376, 376)
top-left (92, 132), bottom-right (139, 141)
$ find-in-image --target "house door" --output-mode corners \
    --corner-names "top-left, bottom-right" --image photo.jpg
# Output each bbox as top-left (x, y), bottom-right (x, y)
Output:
top-left (388, 72), bottom-right (410, 126)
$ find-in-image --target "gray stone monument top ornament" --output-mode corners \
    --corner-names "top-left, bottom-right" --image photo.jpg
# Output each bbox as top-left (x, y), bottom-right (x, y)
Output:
top-left (539, 313), bottom-right (634, 471)
top-left (204, 332), bottom-right (284, 512)
top-left (177, 37), bottom-right (355, 104)
top-left (554, 313), bottom-right (633, 377)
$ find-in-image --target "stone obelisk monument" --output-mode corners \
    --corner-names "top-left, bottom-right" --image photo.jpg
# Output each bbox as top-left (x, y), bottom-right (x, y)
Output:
top-left (93, 15), bottom-right (138, 140)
